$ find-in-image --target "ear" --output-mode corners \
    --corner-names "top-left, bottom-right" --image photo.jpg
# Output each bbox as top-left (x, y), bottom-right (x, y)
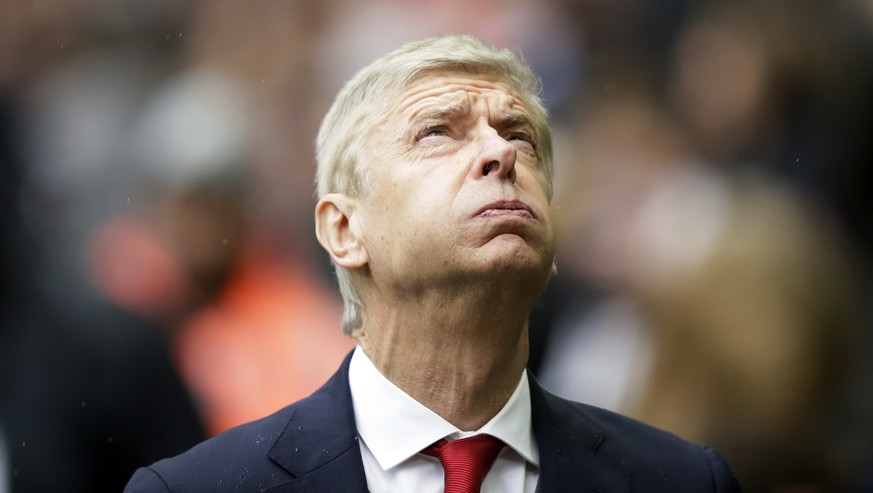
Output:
top-left (550, 259), bottom-right (558, 278)
top-left (315, 193), bottom-right (369, 269)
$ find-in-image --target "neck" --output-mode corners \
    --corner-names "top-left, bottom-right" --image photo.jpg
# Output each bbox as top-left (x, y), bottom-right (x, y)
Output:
top-left (353, 284), bottom-right (533, 431)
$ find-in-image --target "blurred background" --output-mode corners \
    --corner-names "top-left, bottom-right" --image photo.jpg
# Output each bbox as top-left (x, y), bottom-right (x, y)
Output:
top-left (1, 0), bottom-right (872, 491)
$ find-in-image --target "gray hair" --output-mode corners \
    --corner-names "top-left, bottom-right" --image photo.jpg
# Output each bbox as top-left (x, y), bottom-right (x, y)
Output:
top-left (315, 34), bottom-right (553, 335)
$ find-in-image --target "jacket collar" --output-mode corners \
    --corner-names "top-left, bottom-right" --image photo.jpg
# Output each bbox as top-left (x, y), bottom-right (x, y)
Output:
top-left (262, 351), bottom-right (628, 492)
top-left (530, 375), bottom-right (630, 493)
top-left (266, 352), bottom-right (368, 492)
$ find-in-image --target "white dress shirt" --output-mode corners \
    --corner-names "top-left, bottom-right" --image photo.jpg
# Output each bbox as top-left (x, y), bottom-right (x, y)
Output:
top-left (349, 346), bottom-right (540, 493)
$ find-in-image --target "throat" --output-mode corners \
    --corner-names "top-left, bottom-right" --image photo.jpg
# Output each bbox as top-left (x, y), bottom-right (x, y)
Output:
top-left (354, 317), bottom-right (529, 430)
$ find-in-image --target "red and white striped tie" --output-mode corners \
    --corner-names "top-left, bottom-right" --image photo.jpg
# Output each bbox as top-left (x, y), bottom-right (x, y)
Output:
top-left (422, 435), bottom-right (505, 493)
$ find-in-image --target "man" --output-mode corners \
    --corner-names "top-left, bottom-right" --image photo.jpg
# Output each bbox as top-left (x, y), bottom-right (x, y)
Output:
top-left (125, 34), bottom-right (741, 492)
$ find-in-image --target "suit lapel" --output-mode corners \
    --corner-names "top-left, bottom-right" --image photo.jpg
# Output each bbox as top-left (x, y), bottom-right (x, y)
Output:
top-left (265, 352), bottom-right (369, 493)
top-left (530, 378), bottom-right (630, 493)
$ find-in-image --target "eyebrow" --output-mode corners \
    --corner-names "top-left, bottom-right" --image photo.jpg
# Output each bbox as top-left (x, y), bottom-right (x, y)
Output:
top-left (494, 114), bottom-right (534, 131)
top-left (411, 103), bottom-right (533, 132)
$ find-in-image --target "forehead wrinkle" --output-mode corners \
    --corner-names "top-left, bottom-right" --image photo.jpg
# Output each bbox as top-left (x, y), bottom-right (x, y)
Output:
top-left (409, 98), bottom-right (471, 124)
top-left (394, 75), bottom-right (523, 115)
top-left (471, 91), bottom-right (533, 132)
top-left (396, 87), bottom-right (475, 126)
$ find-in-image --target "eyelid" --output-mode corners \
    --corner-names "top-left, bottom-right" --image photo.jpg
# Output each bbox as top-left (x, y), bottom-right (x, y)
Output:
top-left (415, 124), bottom-right (449, 141)
top-left (506, 130), bottom-right (537, 149)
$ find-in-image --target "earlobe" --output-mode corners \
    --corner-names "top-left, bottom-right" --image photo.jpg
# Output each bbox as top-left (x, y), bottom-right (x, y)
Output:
top-left (315, 194), bottom-right (368, 269)
top-left (551, 259), bottom-right (558, 278)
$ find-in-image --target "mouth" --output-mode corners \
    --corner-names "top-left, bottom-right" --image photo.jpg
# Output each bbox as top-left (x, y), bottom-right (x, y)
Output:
top-left (474, 199), bottom-right (537, 220)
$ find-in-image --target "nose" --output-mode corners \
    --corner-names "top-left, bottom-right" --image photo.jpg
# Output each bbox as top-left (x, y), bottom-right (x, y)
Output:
top-left (474, 126), bottom-right (517, 183)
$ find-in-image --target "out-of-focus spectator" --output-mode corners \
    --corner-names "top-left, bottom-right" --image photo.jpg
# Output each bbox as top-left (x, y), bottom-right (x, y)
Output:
top-left (75, 53), bottom-right (352, 436)
top-left (630, 176), bottom-right (859, 492)
top-left (175, 244), bottom-right (353, 435)
top-left (536, 70), bottom-right (868, 493)
top-left (88, 68), bottom-right (252, 328)
top-left (2, 82), bottom-right (206, 493)
top-left (532, 1), bottom-right (873, 490)
top-left (662, 3), bottom-right (873, 487)
top-left (536, 98), bottom-right (684, 412)
top-left (1, 4), bottom-right (208, 491)
top-left (668, 0), bottom-right (873, 252)
top-left (162, 2), bottom-right (356, 434)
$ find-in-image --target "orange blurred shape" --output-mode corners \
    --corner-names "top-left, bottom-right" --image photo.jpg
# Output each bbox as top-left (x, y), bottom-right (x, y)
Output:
top-left (175, 250), bottom-right (353, 435)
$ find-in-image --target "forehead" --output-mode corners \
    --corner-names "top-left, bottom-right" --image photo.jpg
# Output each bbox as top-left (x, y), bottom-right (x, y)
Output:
top-left (389, 71), bottom-right (530, 121)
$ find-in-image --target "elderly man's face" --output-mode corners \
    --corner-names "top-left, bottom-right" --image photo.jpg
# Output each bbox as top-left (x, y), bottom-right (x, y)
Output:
top-left (355, 71), bottom-right (556, 292)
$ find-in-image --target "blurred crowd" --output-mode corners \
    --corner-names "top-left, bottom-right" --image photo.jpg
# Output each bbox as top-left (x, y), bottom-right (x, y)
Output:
top-left (1, 0), bottom-right (872, 492)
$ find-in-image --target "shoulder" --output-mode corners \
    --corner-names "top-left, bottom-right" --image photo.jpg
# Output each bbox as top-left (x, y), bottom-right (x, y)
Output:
top-left (124, 405), bottom-right (297, 493)
top-left (532, 385), bottom-right (742, 491)
top-left (555, 395), bottom-right (692, 453)
top-left (572, 398), bottom-right (729, 465)
top-left (123, 352), bottom-right (358, 493)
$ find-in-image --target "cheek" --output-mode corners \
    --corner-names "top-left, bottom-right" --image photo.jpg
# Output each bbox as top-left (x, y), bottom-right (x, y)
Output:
top-left (365, 181), bottom-right (430, 240)
top-left (517, 165), bottom-right (551, 199)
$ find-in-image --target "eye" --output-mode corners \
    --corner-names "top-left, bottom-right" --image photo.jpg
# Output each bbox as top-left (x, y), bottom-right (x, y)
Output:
top-left (416, 125), bottom-right (449, 141)
top-left (506, 131), bottom-right (537, 151)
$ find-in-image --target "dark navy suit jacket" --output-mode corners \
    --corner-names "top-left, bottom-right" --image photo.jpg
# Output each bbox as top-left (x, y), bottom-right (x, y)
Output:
top-left (125, 352), bottom-right (742, 492)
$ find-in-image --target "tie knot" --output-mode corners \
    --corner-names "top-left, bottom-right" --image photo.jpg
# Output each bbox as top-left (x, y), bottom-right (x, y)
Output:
top-left (422, 435), bottom-right (505, 493)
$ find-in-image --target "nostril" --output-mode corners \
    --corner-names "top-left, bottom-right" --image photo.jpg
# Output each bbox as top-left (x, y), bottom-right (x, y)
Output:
top-left (483, 160), bottom-right (498, 176)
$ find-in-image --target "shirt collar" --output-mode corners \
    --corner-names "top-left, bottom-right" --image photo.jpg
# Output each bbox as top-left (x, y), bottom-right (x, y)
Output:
top-left (348, 346), bottom-right (539, 471)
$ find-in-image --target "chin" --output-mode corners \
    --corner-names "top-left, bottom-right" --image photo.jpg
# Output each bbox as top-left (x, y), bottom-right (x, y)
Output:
top-left (477, 240), bottom-right (554, 284)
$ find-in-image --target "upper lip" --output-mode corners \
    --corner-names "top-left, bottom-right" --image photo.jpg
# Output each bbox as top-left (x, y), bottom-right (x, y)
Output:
top-left (474, 199), bottom-right (538, 219)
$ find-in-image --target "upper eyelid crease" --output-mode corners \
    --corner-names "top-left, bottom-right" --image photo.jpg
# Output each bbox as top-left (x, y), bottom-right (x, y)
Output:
top-left (507, 131), bottom-right (534, 142)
